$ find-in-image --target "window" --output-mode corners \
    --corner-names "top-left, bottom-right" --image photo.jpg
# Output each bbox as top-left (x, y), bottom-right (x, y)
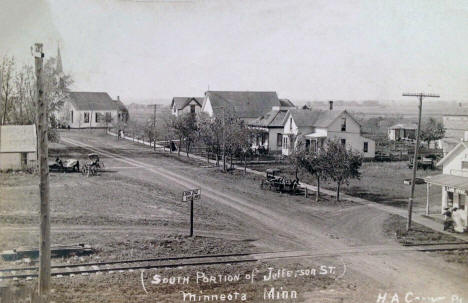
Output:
top-left (341, 118), bottom-right (347, 131)
top-left (363, 142), bottom-right (368, 153)
top-left (277, 134), bottom-right (283, 147)
top-left (460, 195), bottom-right (466, 211)
top-left (190, 105), bottom-right (196, 114)
top-left (447, 192), bottom-right (454, 208)
top-left (70, 111), bottom-right (73, 123)
top-left (95, 113), bottom-right (100, 123)
top-left (21, 153), bottom-right (27, 168)
top-left (84, 112), bottom-right (89, 123)
top-left (341, 139), bottom-right (346, 146)
top-left (462, 161), bottom-right (468, 170)
top-left (289, 118), bottom-right (293, 130)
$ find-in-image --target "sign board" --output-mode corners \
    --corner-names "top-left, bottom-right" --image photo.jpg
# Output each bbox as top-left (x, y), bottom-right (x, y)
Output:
top-left (182, 188), bottom-right (201, 202)
top-left (445, 186), bottom-right (467, 195)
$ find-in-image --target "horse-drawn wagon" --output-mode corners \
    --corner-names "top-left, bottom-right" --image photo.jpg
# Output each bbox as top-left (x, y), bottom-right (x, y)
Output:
top-left (260, 168), bottom-right (299, 193)
top-left (81, 153), bottom-right (105, 177)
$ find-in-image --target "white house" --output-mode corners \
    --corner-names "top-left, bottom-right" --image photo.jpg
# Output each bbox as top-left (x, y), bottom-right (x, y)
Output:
top-left (425, 140), bottom-right (468, 232)
top-left (59, 92), bottom-right (128, 128)
top-left (248, 99), bottom-right (295, 153)
top-left (440, 114), bottom-right (468, 156)
top-left (281, 103), bottom-right (375, 158)
top-left (387, 123), bottom-right (417, 141)
top-left (171, 97), bottom-right (203, 117)
top-left (0, 125), bottom-right (37, 171)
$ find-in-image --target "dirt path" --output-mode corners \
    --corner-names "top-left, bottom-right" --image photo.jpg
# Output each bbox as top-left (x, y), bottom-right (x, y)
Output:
top-left (59, 131), bottom-right (468, 300)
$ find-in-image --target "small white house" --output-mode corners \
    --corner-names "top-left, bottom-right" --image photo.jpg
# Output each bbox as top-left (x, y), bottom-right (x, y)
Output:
top-left (387, 123), bottom-right (417, 141)
top-left (425, 140), bottom-right (468, 232)
top-left (171, 97), bottom-right (203, 117)
top-left (248, 99), bottom-right (295, 153)
top-left (0, 125), bottom-right (37, 171)
top-left (282, 105), bottom-right (375, 158)
top-left (59, 92), bottom-right (128, 128)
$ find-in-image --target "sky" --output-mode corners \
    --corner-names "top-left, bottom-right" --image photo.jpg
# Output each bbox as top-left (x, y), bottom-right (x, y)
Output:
top-left (1, 0), bottom-right (468, 103)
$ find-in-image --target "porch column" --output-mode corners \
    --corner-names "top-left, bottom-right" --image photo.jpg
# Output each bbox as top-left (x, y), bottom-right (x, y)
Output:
top-left (453, 192), bottom-right (460, 208)
top-left (426, 183), bottom-right (430, 215)
top-left (441, 187), bottom-right (448, 214)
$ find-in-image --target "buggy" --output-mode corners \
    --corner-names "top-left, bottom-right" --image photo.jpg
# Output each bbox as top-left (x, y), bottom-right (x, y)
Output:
top-left (408, 156), bottom-right (434, 170)
top-left (260, 168), bottom-right (299, 193)
top-left (49, 157), bottom-right (80, 172)
top-left (81, 153), bottom-right (105, 177)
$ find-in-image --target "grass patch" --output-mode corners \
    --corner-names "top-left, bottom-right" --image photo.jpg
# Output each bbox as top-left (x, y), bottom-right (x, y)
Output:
top-left (383, 214), bottom-right (462, 245)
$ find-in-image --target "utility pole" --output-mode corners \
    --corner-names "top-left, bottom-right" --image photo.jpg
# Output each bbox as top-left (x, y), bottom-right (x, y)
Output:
top-left (222, 107), bottom-right (226, 172)
top-left (189, 195), bottom-right (194, 237)
top-left (402, 92), bottom-right (439, 231)
top-left (34, 43), bottom-right (51, 301)
top-left (152, 104), bottom-right (157, 150)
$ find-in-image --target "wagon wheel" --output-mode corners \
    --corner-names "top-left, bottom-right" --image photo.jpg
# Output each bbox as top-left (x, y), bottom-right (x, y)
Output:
top-left (81, 165), bottom-right (87, 176)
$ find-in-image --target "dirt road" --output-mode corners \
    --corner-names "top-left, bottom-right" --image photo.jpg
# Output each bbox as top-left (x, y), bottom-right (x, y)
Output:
top-left (57, 130), bottom-right (468, 301)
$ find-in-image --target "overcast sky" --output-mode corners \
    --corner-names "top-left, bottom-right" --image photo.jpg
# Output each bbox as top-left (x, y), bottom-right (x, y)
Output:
top-left (1, 0), bottom-right (468, 103)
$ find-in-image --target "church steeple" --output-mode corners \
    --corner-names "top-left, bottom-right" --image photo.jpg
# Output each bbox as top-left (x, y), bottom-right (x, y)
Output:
top-left (56, 44), bottom-right (65, 90)
top-left (56, 45), bottom-right (63, 75)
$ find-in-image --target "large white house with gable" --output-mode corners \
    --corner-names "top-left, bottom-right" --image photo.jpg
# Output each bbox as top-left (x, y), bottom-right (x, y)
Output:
top-left (281, 102), bottom-right (375, 158)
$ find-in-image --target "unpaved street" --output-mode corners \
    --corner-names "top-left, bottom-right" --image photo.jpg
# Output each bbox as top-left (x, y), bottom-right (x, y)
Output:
top-left (55, 130), bottom-right (468, 301)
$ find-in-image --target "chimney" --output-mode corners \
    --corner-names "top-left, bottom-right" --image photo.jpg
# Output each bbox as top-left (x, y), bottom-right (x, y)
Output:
top-left (329, 100), bottom-right (333, 111)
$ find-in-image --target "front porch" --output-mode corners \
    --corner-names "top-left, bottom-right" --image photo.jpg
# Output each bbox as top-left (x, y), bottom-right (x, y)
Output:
top-left (425, 174), bottom-right (468, 233)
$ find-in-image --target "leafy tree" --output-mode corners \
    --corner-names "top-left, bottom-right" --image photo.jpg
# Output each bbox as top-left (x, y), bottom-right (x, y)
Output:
top-left (420, 117), bottom-right (445, 148)
top-left (197, 113), bottom-right (223, 165)
top-left (170, 113), bottom-right (198, 157)
top-left (1, 54), bottom-right (72, 130)
top-left (231, 120), bottom-right (254, 173)
top-left (323, 139), bottom-right (362, 201)
top-left (0, 55), bottom-right (15, 125)
top-left (287, 133), bottom-right (303, 181)
top-left (143, 120), bottom-right (157, 149)
top-left (301, 149), bottom-right (328, 201)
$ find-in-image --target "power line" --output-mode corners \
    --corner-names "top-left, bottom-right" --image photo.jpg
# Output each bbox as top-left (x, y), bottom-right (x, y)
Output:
top-left (402, 92), bottom-right (440, 231)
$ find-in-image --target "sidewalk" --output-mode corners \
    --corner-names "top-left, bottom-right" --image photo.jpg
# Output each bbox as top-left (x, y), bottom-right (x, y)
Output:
top-left (108, 131), bottom-right (468, 242)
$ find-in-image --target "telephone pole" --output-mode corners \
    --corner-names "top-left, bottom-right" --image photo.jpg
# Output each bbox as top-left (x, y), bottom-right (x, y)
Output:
top-left (402, 92), bottom-right (439, 231)
top-left (34, 43), bottom-right (51, 301)
top-left (222, 107), bottom-right (226, 172)
top-left (152, 104), bottom-right (157, 150)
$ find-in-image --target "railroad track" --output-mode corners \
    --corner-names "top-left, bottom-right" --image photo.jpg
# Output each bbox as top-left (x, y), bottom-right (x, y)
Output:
top-left (1, 243), bottom-right (467, 281)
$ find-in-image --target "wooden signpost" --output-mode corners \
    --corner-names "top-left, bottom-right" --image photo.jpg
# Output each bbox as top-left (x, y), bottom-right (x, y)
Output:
top-left (182, 189), bottom-right (201, 237)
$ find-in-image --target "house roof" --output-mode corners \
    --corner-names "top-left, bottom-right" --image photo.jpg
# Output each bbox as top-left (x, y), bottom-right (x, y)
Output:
top-left (285, 109), bottom-right (354, 128)
top-left (279, 98), bottom-right (295, 107)
top-left (286, 109), bottom-right (324, 127)
top-left (425, 174), bottom-right (468, 191)
top-left (171, 97), bottom-right (203, 110)
top-left (249, 109), bottom-right (289, 128)
top-left (0, 125), bottom-right (37, 153)
top-left (67, 92), bottom-right (123, 111)
top-left (388, 123), bottom-right (417, 130)
top-left (436, 141), bottom-right (468, 167)
top-left (205, 91), bottom-right (280, 118)
top-left (114, 99), bottom-right (128, 112)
